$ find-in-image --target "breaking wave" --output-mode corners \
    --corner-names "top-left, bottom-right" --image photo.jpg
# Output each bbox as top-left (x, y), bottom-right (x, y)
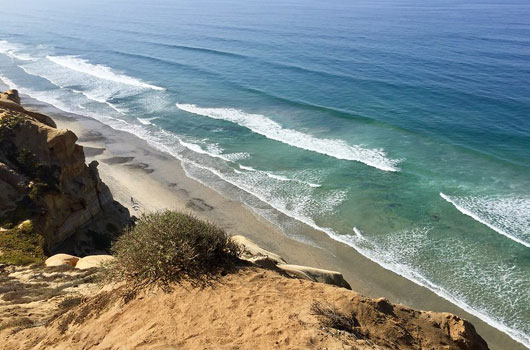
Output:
top-left (441, 193), bottom-right (530, 248)
top-left (176, 104), bottom-right (401, 172)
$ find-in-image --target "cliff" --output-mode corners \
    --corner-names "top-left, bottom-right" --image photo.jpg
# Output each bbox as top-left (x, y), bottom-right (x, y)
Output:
top-left (0, 90), bottom-right (130, 262)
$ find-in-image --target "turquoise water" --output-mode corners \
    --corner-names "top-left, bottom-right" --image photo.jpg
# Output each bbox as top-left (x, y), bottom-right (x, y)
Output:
top-left (0, 0), bottom-right (529, 346)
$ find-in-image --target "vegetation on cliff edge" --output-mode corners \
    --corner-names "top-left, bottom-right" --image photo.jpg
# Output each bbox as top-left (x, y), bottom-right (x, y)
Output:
top-left (0, 220), bottom-right (45, 265)
top-left (105, 210), bottom-right (240, 290)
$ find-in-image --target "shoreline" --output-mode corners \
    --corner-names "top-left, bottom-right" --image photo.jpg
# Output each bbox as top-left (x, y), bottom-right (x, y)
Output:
top-left (10, 87), bottom-right (527, 350)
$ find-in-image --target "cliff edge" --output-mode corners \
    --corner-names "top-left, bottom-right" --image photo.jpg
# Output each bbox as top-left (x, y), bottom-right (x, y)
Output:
top-left (0, 90), bottom-right (131, 262)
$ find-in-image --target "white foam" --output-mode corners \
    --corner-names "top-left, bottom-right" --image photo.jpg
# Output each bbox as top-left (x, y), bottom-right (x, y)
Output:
top-left (266, 173), bottom-right (290, 181)
top-left (239, 164), bottom-right (256, 171)
top-left (176, 104), bottom-right (401, 172)
top-left (179, 140), bottom-right (248, 162)
top-left (71, 88), bottom-right (125, 114)
top-left (237, 164), bottom-right (321, 188)
top-left (46, 55), bottom-right (165, 91)
top-left (353, 227), bottom-right (364, 238)
top-left (0, 40), bottom-right (36, 61)
top-left (19, 63), bottom-right (136, 105)
top-left (182, 159), bottom-right (344, 225)
top-left (268, 172), bottom-right (321, 188)
top-left (137, 117), bottom-right (157, 125)
top-left (441, 193), bottom-right (530, 248)
top-left (0, 74), bottom-right (18, 90)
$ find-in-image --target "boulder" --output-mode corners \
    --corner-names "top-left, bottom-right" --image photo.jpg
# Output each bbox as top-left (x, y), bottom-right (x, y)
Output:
top-left (45, 253), bottom-right (80, 267)
top-left (232, 235), bottom-right (286, 268)
top-left (277, 264), bottom-right (352, 290)
top-left (0, 89), bottom-right (20, 104)
top-left (75, 255), bottom-right (115, 269)
top-left (232, 235), bottom-right (351, 289)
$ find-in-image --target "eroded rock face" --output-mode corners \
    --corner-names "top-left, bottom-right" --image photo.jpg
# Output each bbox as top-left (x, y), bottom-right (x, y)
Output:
top-left (0, 91), bottom-right (131, 256)
top-left (233, 235), bottom-right (352, 290)
top-left (0, 89), bottom-right (20, 104)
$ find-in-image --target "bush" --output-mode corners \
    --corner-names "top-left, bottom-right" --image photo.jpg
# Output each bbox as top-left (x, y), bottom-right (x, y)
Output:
top-left (0, 220), bottom-right (46, 265)
top-left (106, 211), bottom-right (240, 290)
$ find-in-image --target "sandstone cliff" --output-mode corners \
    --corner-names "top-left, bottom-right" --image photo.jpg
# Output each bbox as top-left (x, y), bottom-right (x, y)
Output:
top-left (0, 90), bottom-right (130, 262)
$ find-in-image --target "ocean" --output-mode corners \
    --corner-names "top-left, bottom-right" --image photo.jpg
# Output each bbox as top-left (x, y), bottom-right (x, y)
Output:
top-left (0, 0), bottom-right (529, 346)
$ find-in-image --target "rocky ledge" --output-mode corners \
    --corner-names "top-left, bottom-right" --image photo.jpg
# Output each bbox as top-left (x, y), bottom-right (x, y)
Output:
top-left (0, 90), bottom-right (131, 263)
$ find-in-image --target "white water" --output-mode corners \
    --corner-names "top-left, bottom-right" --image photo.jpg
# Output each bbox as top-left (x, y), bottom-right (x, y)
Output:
top-left (238, 164), bottom-right (321, 188)
top-left (441, 193), bottom-right (530, 248)
top-left (0, 40), bottom-right (36, 61)
top-left (179, 140), bottom-right (249, 162)
top-left (176, 103), bottom-right (401, 172)
top-left (46, 55), bottom-right (165, 91)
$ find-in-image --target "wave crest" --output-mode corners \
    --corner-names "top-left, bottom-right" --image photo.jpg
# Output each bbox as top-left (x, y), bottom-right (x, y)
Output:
top-left (176, 104), bottom-right (401, 172)
top-left (46, 55), bottom-right (165, 91)
top-left (440, 193), bottom-right (530, 248)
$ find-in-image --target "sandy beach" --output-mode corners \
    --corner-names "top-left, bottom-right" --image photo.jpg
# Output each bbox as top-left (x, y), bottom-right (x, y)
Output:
top-left (14, 91), bottom-right (525, 350)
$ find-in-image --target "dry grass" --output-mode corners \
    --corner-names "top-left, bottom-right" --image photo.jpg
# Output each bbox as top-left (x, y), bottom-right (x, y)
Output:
top-left (0, 317), bottom-right (34, 333)
top-left (311, 300), bottom-right (363, 338)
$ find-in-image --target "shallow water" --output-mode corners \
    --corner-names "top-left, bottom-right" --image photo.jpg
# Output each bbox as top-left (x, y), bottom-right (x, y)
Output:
top-left (0, 0), bottom-right (529, 346)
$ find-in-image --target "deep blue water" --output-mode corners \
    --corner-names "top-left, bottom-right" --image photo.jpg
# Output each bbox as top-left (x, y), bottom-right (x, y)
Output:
top-left (0, 0), bottom-right (529, 346)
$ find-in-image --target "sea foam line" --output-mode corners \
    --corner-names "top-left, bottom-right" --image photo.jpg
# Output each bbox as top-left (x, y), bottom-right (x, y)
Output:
top-left (46, 55), bottom-right (165, 91)
top-left (440, 192), bottom-right (530, 248)
top-left (176, 103), bottom-right (401, 172)
top-left (238, 164), bottom-right (321, 188)
top-left (179, 140), bottom-right (248, 162)
top-left (0, 40), bottom-right (36, 61)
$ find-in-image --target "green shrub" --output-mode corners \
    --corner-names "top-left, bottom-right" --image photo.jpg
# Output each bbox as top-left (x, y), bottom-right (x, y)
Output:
top-left (0, 113), bottom-right (23, 144)
top-left (0, 221), bottom-right (46, 265)
top-left (16, 148), bottom-right (39, 176)
top-left (106, 211), bottom-right (240, 290)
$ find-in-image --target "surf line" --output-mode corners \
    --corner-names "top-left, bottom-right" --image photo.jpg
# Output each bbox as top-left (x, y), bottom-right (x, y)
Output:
top-left (440, 192), bottom-right (530, 248)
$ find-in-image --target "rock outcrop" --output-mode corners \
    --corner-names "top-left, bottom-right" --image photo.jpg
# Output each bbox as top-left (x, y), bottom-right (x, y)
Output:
top-left (233, 235), bottom-right (352, 289)
top-left (0, 90), bottom-right (131, 259)
top-left (0, 89), bottom-right (20, 104)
